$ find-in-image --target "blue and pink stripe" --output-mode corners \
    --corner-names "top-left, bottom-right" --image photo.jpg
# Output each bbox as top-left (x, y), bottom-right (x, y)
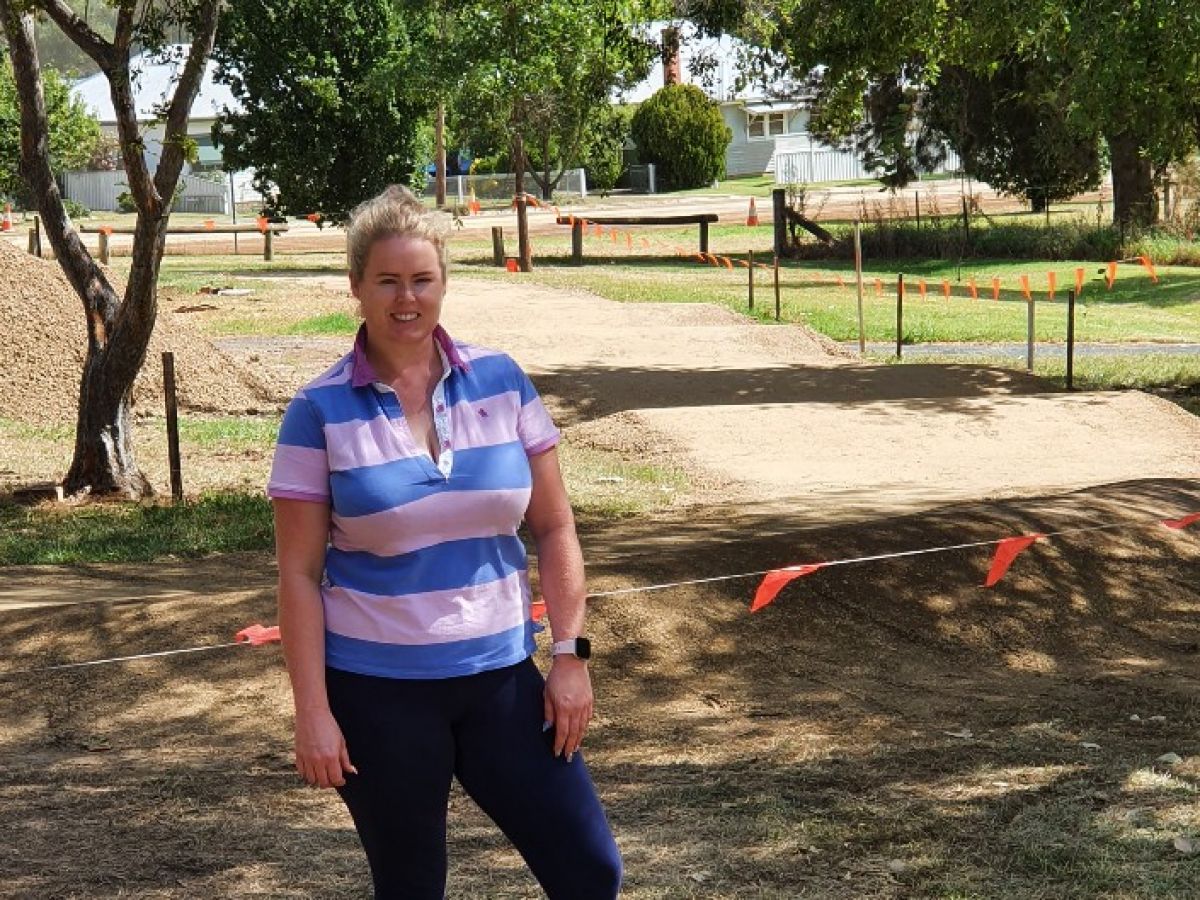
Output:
top-left (268, 326), bottom-right (560, 679)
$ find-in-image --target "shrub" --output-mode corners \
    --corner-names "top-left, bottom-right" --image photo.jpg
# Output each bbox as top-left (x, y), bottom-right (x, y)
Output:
top-left (630, 84), bottom-right (730, 190)
top-left (581, 105), bottom-right (633, 196)
top-left (62, 198), bottom-right (90, 219)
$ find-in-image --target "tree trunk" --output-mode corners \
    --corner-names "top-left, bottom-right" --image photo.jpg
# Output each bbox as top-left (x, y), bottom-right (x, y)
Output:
top-left (434, 100), bottom-right (446, 208)
top-left (513, 130), bottom-right (525, 198)
top-left (1108, 132), bottom-right (1156, 229)
top-left (2, 0), bottom-right (221, 499)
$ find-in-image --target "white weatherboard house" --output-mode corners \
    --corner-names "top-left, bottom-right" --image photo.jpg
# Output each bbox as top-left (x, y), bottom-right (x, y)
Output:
top-left (67, 47), bottom-right (260, 212)
top-left (626, 22), bottom-right (958, 183)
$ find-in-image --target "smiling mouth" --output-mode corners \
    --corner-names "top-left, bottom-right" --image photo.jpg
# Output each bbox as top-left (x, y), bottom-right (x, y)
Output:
top-left (391, 312), bottom-right (419, 322)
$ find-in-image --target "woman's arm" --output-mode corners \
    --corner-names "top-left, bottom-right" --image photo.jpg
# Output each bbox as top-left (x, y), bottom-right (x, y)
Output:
top-left (524, 448), bottom-right (592, 761)
top-left (274, 498), bottom-right (357, 788)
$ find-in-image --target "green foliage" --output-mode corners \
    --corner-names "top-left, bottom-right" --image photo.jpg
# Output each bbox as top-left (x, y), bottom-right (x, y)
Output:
top-left (630, 84), bottom-right (731, 190)
top-left (61, 198), bottom-right (90, 218)
top-left (580, 104), bottom-right (633, 195)
top-left (924, 64), bottom-right (1104, 210)
top-left (0, 60), bottom-right (100, 204)
top-left (447, 0), bottom-right (655, 199)
top-left (689, 0), bottom-right (1200, 226)
top-left (212, 0), bottom-right (431, 224)
top-left (0, 493), bottom-right (275, 565)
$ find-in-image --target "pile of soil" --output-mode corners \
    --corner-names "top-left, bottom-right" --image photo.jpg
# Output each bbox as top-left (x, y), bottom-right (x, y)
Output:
top-left (0, 241), bottom-right (273, 425)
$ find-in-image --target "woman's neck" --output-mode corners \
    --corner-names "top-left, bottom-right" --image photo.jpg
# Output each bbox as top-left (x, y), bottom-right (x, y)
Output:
top-left (366, 335), bottom-right (440, 387)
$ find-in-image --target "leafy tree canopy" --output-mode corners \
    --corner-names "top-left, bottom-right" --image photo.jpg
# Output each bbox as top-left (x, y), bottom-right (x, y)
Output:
top-left (1, 60), bottom-right (100, 203)
top-left (212, 0), bottom-right (434, 223)
top-left (630, 82), bottom-right (730, 190)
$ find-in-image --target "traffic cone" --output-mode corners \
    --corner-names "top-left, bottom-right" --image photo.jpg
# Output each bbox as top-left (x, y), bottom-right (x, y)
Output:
top-left (746, 197), bottom-right (759, 227)
top-left (1, 203), bottom-right (12, 232)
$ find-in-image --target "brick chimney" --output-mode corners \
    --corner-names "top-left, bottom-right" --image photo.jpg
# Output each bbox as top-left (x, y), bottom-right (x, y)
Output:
top-left (661, 26), bottom-right (681, 86)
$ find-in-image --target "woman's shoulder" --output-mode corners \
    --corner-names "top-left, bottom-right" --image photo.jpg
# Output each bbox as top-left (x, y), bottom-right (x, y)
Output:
top-left (293, 351), bottom-right (357, 399)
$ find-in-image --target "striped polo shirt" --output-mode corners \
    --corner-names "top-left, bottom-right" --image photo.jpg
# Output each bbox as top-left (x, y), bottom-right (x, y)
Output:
top-left (267, 325), bottom-right (560, 679)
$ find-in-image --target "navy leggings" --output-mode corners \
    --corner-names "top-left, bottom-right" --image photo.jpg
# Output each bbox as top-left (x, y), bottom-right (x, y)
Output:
top-left (325, 658), bottom-right (622, 899)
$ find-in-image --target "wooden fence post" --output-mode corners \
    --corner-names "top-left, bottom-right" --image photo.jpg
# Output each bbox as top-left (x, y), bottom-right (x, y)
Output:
top-left (263, 228), bottom-right (274, 262)
top-left (747, 249), bottom-right (755, 311)
top-left (492, 226), bottom-right (506, 267)
top-left (162, 352), bottom-right (183, 503)
top-left (571, 219), bottom-right (583, 265)
top-left (98, 230), bottom-right (110, 264)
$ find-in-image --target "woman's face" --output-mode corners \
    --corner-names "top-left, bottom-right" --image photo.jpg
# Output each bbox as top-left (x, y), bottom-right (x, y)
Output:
top-left (350, 235), bottom-right (445, 351)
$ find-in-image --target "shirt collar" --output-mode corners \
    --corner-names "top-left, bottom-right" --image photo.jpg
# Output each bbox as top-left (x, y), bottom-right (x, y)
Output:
top-left (351, 323), bottom-right (469, 388)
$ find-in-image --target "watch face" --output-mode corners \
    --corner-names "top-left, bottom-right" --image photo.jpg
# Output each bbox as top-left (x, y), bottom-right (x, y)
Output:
top-left (575, 637), bottom-right (592, 660)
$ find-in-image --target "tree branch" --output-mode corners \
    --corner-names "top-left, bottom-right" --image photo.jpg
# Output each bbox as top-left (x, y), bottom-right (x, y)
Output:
top-left (153, 0), bottom-right (222, 202)
top-left (33, 0), bottom-right (117, 70)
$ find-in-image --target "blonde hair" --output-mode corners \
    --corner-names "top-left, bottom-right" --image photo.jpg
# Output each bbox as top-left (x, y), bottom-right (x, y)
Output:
top-left (346, 185), bottom-right (450, 281)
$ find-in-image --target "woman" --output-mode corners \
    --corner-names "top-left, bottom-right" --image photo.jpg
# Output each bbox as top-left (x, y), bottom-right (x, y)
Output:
top-left (268, 185), bottom-right (621, 898)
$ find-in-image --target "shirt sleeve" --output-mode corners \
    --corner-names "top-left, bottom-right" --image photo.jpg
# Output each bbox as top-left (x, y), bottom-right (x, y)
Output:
top-left (512, 360), bottom-right (561, 456)
top-left (267, 392), bottom-right (331, 502)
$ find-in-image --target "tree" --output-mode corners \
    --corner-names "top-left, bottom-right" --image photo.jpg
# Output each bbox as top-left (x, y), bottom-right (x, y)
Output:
top-left (683, 0), bottom-right (1200, 227)
top-left (924, 64), bottom-right (1103, 213)
top-left (212, 0), bottom-right (430, 224)
top-left (450, 0), bottom-right (656, 200)
top-left (0, 59), bottom-right (101, 205)
top-left (0, 0), bottom-right (221, 498)
top-left (630, 82), bottom-right (730, 190)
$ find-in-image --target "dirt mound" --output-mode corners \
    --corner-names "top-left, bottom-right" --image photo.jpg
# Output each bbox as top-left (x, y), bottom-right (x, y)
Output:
top-left (0, 241), bottom-right (273, 425)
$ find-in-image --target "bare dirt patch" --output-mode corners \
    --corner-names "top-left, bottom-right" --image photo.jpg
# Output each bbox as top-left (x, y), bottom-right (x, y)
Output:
top-left (2, 272), bottom-right (1199, 897)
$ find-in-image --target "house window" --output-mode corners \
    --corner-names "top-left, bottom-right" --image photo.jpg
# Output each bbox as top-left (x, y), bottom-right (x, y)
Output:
top-left (747, 112), bottom-right (787, 140)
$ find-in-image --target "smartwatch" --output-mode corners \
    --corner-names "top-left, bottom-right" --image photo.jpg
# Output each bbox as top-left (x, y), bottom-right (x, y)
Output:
top-left (551, 637), bottom-right (592, 661)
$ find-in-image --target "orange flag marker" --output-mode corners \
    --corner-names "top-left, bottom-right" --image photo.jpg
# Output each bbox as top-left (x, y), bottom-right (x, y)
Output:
top-left (1047, 271), bottom-right (1057, 301)
top-left (1106, 261), bottom-right (1117, 289)
top-left (1139, 255), bottom-right (1159, 283)
top-left (750, 564), bottom-right (825, 612)
top-left (874, 277), bottom-right (883, 298)
top-left (1162, 512), bottom-right (1200, 530)
top-left (968, 277), bottom-right (978, 300)
top-left (625, 233), bottom-right (633, 249)
top-left (984, 535), bottom-right (1043, 587)
top-left (1019, 274), bottom-right (1031, 301)
top-left (941, 279), bottom-right (951, 300)
top-left (236, 623), bottom-right (281, 646)
top-left (918, 278), bottom-right (927, 300)
top-left (1074, 267), bottom-right (1084, 298)
top-left (256, 216), bottom-right (268, 233)
top-left (991, 277), bottom-right (1001, 301)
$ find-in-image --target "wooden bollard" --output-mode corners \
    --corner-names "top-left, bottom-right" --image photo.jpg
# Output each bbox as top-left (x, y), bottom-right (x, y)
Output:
top-left (896, 273), bottom-right (905, 358)
top-left (748, 249), bottom-right (755, 311)
top-left (162, 351), bottom-right (183, 503)
top-left (773, 254), bottom-right (781, 321)
top-left (98, 229), bottom-right (110, 264)
top-left (263, 227), bottom-right (274, 262)
top-left (491, 226), bottom-right (505, 267)
top-left (571, 219), bottom-right (584, 265)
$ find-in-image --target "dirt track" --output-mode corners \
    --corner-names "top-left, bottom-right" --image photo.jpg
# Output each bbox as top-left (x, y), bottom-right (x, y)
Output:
top-left (3, 274), bottom-right (1200, 898)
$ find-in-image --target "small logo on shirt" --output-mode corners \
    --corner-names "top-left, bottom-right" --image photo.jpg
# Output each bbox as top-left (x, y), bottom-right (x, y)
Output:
top-left (477, 408), bottom-right (489, 418)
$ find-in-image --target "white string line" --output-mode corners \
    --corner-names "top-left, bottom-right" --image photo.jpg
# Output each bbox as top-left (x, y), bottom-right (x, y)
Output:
top-left (2, 512), bottom-right (1193, 677)
top-left (0, 641), bottom-right (247, 678)
top-left (583, 516), bottom-right (1179, 599)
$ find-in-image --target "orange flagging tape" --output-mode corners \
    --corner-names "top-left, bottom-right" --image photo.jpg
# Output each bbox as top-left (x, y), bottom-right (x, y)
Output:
top-left (1047, 271), bottom-right (1057, 301)
top-left (1163, 512), bottom-right (1200, 530)
top-left (1075, 267), bottom-right (1084, 296)
top-left (874, 278), bottom-right (883, 298)
top-left (918, 278), bottom-right (927, 300)
top-left (984, 535), bottom-right (1043, 587)
top-left (750, 565), bottom-right (825, 612)
top-left (941, 279), bottom-right (951, 300)
top-left (256, 217), bottom-right (268, 233)
top-left (1106, 261), bottom-right (1117, 289)
top-left (235, 624), bottom-right (281, 646)
top-left (968, 277), bottom-right (978, 300)
top-left (1139, 255), bottom-right (1159, 283)
top-left (1019, 274), bottom-right (1031, 301)
top-left (992, 277), bottom-right (1001, 301)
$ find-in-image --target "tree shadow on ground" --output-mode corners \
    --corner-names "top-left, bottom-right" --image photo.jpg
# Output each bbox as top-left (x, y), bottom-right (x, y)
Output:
top-left (1, 477), bottom-right (1198, 897)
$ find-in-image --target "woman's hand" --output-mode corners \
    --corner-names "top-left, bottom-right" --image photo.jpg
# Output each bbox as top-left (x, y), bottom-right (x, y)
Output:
top-left (294, 707), bottom-right (358, 788)
top-left (543, 656), bottom-right (593, 761)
